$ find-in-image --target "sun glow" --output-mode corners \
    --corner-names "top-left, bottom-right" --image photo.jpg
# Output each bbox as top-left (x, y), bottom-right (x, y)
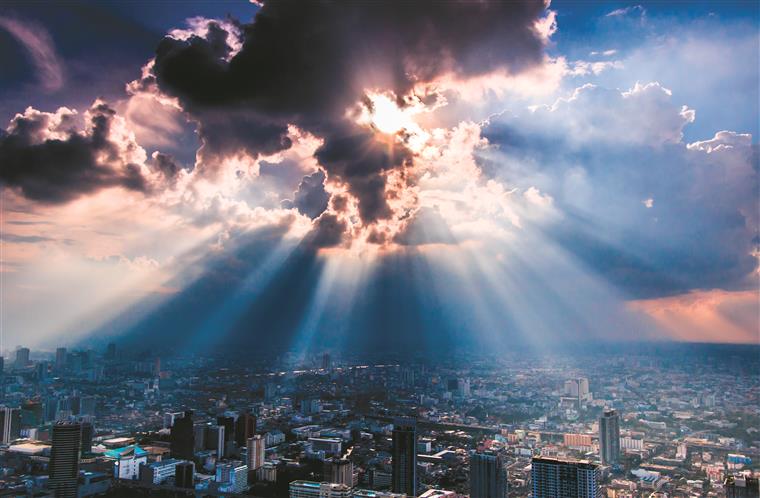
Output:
top-left (356, 92), bottom-right (425, 136)
top-left (370, 94), bottom-right (411, 134)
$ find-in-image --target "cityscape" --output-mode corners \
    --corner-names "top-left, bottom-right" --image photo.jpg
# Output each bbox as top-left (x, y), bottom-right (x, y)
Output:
top-left (0, 0), bottom-right (758, 497)
top-left (0, 343), bottom-right (755, 496)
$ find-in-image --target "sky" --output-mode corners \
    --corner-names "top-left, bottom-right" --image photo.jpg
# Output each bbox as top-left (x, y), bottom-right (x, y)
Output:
top-left (0, 0), bottom-right (757, 354)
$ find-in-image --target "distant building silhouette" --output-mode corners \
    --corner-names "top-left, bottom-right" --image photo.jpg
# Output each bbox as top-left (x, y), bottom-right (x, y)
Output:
top-left (599, 409), bottom-right (620, 465)
top-left (170, 411), bottom-right (194, 460)
top-left (235, 411), bottom-right (256, 447)
top-left (15, 347), bottom-right (30, 368)
top-left (175, 461), bottom-right (195, 488)
top-left (217, 415), bottom-right (235, 444)
top-left (391, 417), bottom-right (417, 496)
top-left (49, 422), bottom-right (81, 498)
top-left (105, 342), bottom-right (116, 360)
top-left (55, 348), bottom-right (67, 370)
top-left (80, 422), bottom-right (94, 453)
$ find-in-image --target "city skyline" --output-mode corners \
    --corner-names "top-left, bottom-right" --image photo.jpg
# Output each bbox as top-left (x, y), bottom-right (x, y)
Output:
top-left (0, 0), bottom-right (757, 352)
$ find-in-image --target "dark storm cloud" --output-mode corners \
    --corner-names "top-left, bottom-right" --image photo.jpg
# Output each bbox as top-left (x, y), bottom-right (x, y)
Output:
top-left (194, 109), bottom-right (291, 164)
top-left (281, 170), bottom-right (329, 220)
top-left (313, 126), bottom-right (413, 223)
top-left (0, 102), bottom-right (149, 203)
top-left (149, 0), bottom-right (549, 229)
top-left (307, 213), bottom-right (347, 249)
top-left (151, 151), bottom-right (181, 178)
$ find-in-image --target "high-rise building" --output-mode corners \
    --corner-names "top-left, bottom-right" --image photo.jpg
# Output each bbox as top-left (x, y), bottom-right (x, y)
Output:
top-left (217, 416), bottom-right (235, 443)
top-left (15, 347), bottom-right (30, 368)
top-left (80, 422), bottom-right (94, 453)
top-left (247, 434), bottom-right (265, 470)
top-left (175, 461), bottom-right (195, 488)
top-left (55, 348), bottom-right (67, 370)
top-left (599, 409), bottom-right (620, 465)
top-left (79, 396), bottom-right (96, 417)
top-left (322, 352), bottom-right (331, 370)
top-left (391, 417), bottom-right (417, 496)
top-left (531, 457), bottom-right (601, 498)
top-left (44, 397), bottom-right (59, 423)
top-left (105, 343), bottom-right (116, 360)
top-left (470, 451), bottom-right (508, 498)
top-left (170, 411), bottom-right (194, 460)
top-left (206, 425), bottom-right (225, 459)
top-left (235, 411), bottom-right (256, 447)
top-left (49, 422), bottom-right (82, 498)
top-left (327, 458), bottom-right (354, 487)
top-left (193, 423), bottom-right (206, 452)
top-left (0, 407), bottom-right (21, 444)
top-left (564, 378), bottom-right (592, 404)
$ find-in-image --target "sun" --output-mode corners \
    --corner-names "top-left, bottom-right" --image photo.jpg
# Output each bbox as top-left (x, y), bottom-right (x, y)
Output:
top-left (357, 92), bottom-right (426, 135)
top-left (369, 94), bottom-right (412, 134)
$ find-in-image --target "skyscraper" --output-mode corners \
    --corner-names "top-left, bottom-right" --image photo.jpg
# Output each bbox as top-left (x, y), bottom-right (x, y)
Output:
top-left (470, 451), bottom-right (508, 498)
top-left (599, 409), bottom-right (620, 465)
top-left (327, 458), bottom-right (354, 487)
top-left (170, 411), bottom-right (195, 460)
top-left (175, 461), bottom-right (195, 488)
top-left (207, 424), bottom-right (225, 458)
top-left (0, 407), bottom-right (21, 444)
top-left (49, 422), bottom-right (82, 498)
top-left (80, 422), bottom-right (94, 453)
top-left (55, 347), bottom-right (67, 370)
top-left (247, 434), bottom-right (265, 470)
top-left (531, 457), bottom-right (601, 498)
top-left (217, 415), bottom-right (235, 445)
top-left (391, 417), bottom-right (417, 496)
top-left (15, 347), bottom-right (30, 368)
top-left (235, 411), bottom-right (257, 447)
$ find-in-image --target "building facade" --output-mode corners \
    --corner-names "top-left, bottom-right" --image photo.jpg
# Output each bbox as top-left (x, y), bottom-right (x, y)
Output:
top-left (48, 422), bottom-right (82, 498)
top-left (599, 409), bottom-right (621, 465)
top-left (247, 434), bottom-right (265, 470)
top-left (170, 410), bottom-right (194, 460)
top-left (531, 457), bottom-right (601, 498)
top-left (392, 417), bottom-right (417, 496)
top-left (470, 451), bottom-right (508, 498)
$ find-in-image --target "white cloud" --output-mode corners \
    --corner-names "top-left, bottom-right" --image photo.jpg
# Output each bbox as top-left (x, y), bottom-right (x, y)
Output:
top-left (521, 81), bottom-right (696, 146)
top-left (606, 5), bottom-right (646, 18)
